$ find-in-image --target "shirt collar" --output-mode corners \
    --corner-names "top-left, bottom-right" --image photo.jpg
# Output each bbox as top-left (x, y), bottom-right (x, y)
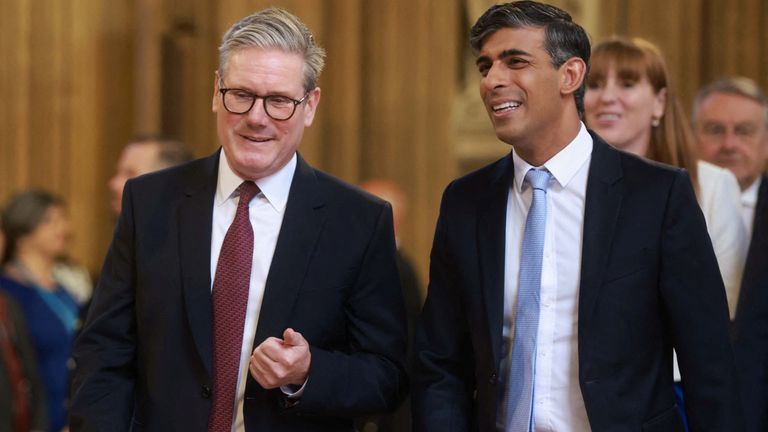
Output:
top-left (741, 176), bottom-right (761, 209)
top-left (215, 150), bottom-right (296, 212)
top-left (511, 122), bottom-right (593, 192)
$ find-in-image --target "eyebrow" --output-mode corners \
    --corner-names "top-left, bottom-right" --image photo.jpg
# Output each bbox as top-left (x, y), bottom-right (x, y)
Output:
top-left (476, 48), bottom-right (532, 66)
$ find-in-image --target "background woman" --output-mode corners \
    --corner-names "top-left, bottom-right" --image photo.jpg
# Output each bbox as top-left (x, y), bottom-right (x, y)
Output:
top-left (584, 36), bottom-right (748, 428)
top-left (0, 190), bottom-right (80, 432)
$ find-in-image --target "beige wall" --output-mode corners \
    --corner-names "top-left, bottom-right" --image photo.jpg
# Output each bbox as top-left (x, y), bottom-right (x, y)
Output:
top-left (1, 0), bottom-right (766, 293)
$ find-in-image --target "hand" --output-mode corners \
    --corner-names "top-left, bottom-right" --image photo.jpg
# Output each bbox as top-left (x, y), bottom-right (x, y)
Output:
top-left (249, 328), bottom-right (311, 389)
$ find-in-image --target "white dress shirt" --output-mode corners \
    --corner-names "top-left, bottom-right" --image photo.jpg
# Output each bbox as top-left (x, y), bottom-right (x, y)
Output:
top-left (741, 176), bottom-right (761, 239)
top-left (503, 123), bottom-right (593, 431)
top-left (211, 151), bottom-right (296, 432)
top-left (696, 161), bottom-right (748, 319)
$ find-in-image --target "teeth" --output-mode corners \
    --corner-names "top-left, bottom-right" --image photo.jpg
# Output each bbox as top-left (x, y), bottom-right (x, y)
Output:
top-left (598, 113), bottom-right (619, 121)
top-left (492, 101), bottom-right (521, 112)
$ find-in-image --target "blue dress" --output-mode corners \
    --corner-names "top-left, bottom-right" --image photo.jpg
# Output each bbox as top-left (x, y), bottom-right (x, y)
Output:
top-left (0, 275), bottom-right (79, 431)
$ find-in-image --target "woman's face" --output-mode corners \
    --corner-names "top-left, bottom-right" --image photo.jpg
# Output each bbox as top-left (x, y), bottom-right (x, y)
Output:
top-left (584, 64), bottom-right (666, 156)
top-left (22, 205), bottom-right (71, 259)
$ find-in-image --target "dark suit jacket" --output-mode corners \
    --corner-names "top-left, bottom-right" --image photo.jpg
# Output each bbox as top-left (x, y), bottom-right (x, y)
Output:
top-left (69, 150), bottom-right (407, 431)
top-left (733, 175), bottom-right (768, 432)
top-left (413, 133), bottom-right (743, 432)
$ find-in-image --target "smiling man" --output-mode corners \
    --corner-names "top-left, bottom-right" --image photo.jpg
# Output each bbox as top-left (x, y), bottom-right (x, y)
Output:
top-left (413, 2), bottom-right (743, 431)
top-left (70, 8), bottom-right (407, 432)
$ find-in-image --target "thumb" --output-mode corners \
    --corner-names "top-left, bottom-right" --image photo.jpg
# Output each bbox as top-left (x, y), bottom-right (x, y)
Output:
top-left (282, 328), bottom-right (306, 347)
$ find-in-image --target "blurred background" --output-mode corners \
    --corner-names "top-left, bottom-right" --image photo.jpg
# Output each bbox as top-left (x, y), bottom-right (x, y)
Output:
top-left (1, 0), bottom-right (766, 292)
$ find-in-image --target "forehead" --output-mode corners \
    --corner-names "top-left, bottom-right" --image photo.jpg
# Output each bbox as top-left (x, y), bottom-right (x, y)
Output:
top-left (121, 143), bottom-right (160, 168)
top-left (124, 143), bottom-right (158, 160)
top-left (478, 26), bottom-right (548, 59)
top-left (698, 92), bottom-right (766, 122)
top-left (222, 47), bottom-right (304, 89)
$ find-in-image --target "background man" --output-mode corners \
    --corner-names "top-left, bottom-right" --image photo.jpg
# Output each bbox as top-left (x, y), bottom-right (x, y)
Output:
top-left (693, 77), bottom-right (768, 431)
top-left (70, 8), bottom-right (407, 431)
top-left (108, 136), bottom-right (193, 215)
top-left (414, 2), bottom-right (742, 431)
top-left (358, 179), bottom-right (422, 432)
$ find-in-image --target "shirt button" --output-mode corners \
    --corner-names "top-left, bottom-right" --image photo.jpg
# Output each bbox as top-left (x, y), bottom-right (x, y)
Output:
top-left (201, 385), bottom-right (211, 399)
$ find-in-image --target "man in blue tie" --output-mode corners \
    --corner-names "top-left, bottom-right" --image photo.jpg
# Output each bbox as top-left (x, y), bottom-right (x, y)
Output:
top-left (412, 2), bottom-right (743, 431)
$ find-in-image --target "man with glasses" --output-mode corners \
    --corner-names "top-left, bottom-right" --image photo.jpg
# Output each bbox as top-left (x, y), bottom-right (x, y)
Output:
top-left (70, 8), bottom-right (407, 432)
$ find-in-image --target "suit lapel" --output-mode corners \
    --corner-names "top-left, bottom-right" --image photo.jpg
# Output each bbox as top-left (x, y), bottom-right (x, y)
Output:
top-left (178, 150), bottom-right (219, 376)
top-left (578, 135), bottom-right (624, 333)
top-left (478, 154), bottom-right (513, 365)
top-left (253, 155), bottom-right (327, 345)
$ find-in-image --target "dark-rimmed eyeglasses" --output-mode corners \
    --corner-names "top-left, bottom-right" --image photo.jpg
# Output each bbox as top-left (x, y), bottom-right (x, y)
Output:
top-left (219, 87), bottom-right (309, 121)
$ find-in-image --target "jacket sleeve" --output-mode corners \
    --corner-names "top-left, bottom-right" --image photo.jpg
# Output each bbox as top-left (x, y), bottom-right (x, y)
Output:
top-left (412, 182), bottom-right (475, 431)
top-left (289, 202), bottom-right (409, 417)
top-left (69, 182), bottom-right (139, 432)
top-left (660, 170), bottom-right (745, 431)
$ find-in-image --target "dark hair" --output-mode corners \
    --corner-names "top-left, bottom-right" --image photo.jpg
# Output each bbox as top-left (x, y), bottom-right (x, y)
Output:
top-left (1, 189), bottom-right (64, 265)
top-left (129, 135), bottom-right (194, 169)
top-left (470, 1), bottom-right (591, 115)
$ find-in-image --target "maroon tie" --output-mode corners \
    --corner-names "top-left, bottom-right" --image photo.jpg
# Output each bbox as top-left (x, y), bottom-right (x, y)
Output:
top-left (208, 181), bottom-right (259, 431)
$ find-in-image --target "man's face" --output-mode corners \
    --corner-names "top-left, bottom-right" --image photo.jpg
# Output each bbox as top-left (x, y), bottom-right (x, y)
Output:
top-left (213, 47), bottom-right (320, 181)
top-left (476, 26), bottom-right (567, 151)
top-left (694, 92), bottom-right (768, 190)
top-left (108, 143), bottom-right (162, 214)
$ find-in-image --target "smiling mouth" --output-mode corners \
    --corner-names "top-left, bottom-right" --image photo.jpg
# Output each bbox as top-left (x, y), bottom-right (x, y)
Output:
top-left (240, 134), bottom-right (273, 142)
top-left (492, 101), bottom-right (522, 113)
top-left (596, 113), bottom-right (620, 121)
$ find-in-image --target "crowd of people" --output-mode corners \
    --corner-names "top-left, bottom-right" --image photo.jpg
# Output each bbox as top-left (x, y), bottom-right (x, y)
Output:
top-left (1, 1), bottom-right (766, 431)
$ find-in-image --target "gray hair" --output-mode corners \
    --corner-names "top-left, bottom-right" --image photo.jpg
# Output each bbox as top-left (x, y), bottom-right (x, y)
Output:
top-left (219, 8), bottom-right (326, 92)
top-left (692, 77), bottom-right (768, 127)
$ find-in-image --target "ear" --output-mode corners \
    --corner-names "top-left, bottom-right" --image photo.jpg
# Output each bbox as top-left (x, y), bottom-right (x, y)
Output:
top-left (559, 57), bottom-right (587, 97)
top-left (212, 71), bottom-right (221, 112)
top-left (653, 87), bottom-right (667, 119)
top-left (302, 87), bottom-right (322, 127)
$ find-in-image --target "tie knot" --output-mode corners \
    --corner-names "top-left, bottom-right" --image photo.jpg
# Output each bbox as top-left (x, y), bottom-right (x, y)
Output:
top-left (237, 181), bottom-right (260, 206)
top-left (524, 169), bottom-right (551, 192)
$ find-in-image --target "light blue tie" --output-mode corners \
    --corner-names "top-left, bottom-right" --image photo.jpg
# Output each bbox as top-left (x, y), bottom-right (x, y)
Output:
top-left (506, 168), bottom-right (552, 431)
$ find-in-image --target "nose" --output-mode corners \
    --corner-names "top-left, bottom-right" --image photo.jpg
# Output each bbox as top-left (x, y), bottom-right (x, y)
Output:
top-left (722, 130), bottom-right (739, 151)
top-left (244, 98), bottom-right (270, 126)
top-left (483, 61), bottom-right (509, 90)
top-left (597, 82), bottom-right (618, 103)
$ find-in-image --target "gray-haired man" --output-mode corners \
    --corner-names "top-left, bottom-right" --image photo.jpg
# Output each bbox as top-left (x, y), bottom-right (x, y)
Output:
top-left (70, 8), bottom-right (407, 431)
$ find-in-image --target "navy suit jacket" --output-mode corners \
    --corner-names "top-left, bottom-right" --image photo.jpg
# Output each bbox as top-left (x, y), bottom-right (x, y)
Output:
top-left (69, 150), bottom-right (408, 431)
top-left (413, 133), bottom-right (743, 431)
top-left (733, 175), bottom-right (768, 432)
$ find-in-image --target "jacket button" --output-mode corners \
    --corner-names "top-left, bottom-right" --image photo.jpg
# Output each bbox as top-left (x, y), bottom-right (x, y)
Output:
top-left (489, 373), bottom-right (497, 385)
top-left (201, 385), bottom-right (211, 399)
